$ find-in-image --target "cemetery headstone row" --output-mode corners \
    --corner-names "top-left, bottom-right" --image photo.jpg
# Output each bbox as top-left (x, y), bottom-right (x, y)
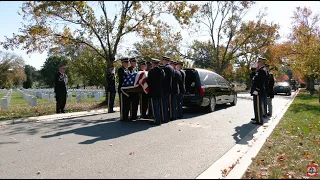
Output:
top-left (1, 89), bottom-right (13, 110)
top-left (18, 89), bottom-right (37, 107)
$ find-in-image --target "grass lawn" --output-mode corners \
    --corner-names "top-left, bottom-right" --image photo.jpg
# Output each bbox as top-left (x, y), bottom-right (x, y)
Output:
top-left (243, 89), bottom-right (320, 179)
top-left (0, 90), bottom-right (120, 121)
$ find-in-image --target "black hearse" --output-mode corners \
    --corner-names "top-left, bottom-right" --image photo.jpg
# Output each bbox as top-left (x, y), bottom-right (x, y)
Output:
top-left (183, 68), bottom-right (237, 112)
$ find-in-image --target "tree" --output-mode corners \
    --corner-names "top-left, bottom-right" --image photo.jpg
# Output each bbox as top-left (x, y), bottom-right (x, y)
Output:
top-left (68, 46), bottom-right (107, 89)
top-left (0, 51), bottom-right (26, 88)
top-left (233, 20), bottom-right (280, 89)
top-left (23, 65), bottom-right (37, 88)
top-left (183, 1), bottom-right (256, 77)
top-left (134, 20), bottom-right (183, 59)
top-left (288, 7), bottom-right (320, 94)
top-left (1, 1), bottom-right (199, 94)
top-left (40, 55), bottom-right (69, 87)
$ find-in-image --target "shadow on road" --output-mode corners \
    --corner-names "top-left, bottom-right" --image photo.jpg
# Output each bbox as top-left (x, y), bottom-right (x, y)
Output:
top-left (232, 116), bottom-right (272, 144)
top-left (41, 118), bottom-right (155, 144)
top-left (232, 122), bottom-right (257, 144)
top-left (182, 104), bottom-right (232, 119)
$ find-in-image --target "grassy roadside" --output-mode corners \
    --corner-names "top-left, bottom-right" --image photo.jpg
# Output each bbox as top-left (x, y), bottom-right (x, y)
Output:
top-left (243, 89), bottom-right (320, 179)
top-left (0, 90), bottom-right (119, 121)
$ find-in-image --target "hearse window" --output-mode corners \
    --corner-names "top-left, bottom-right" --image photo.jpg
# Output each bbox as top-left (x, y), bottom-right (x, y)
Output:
top-left (217, 76), bottom-right (227, 87)
top-left (199, 71), bottom-right (217, 86)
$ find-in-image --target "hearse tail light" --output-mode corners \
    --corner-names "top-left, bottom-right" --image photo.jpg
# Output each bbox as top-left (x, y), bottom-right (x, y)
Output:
top-left (200, 86), bottom-right (205, 97)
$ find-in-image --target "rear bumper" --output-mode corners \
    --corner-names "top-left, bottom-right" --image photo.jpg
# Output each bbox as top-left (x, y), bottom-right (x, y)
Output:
top-left (274, 87), bottom-right (291, 93)
top-left (183, 95), bottom-right (202, 107)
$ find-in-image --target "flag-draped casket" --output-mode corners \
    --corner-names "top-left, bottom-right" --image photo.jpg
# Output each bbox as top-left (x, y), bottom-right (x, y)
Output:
top-left (121, 71), bottom-right (149, 97)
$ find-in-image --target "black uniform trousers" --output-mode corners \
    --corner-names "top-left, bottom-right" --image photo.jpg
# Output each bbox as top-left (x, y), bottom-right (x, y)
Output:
top-left (139, 93), bottom-right (149, 118)
top-left (177, 93), bottom-right (184, 118)
top-left (161, 93), bottom-right (170, 122)
top-left (253, 93), bottom-right (263, 124)
top-left (170, 93), bottom-right (177, 120)
top-left (151, 97), bottom-right (162, 125)
top-left (56, 94), bottom-right (67, 113)
top-left (120, 92), bottom-right (131, 121)
top-left (129, 92), bottom-right (139, 120)
top-left (106, 91), bottom-right (116, 113)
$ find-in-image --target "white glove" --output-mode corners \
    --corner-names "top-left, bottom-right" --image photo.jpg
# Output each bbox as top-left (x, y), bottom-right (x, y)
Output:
top-left (253, 91), bottom-right (258, 95)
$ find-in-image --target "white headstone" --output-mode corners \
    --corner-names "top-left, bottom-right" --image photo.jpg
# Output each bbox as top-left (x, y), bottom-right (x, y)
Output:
top-left (1, 98), bottom-right (8, 110)
top-left (31, 96), bottom-right (37, 107)
top-left (76, 94), bottom-right (81, 103)
top-left (83, 93), bottom-right (88, 101)
top-left (95, 93), bottom-right (100, 101)
top-left (49, 94), bottom-right (54, 103)
top-left (68, 93), bottom-right (72, 101)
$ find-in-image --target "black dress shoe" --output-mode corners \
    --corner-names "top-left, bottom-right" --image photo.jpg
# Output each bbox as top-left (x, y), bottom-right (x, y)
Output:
top-left (108, 111), bottom-right (116, 113)
top-left (61, 110), bottom-right (66, 113)
top-left (251, 118), bottom-right (255, 121)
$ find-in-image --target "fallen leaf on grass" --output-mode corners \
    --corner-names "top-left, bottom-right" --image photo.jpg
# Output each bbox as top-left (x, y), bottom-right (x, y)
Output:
top-left (299, 142), bottom-right (303, 146)
top-left (277, 154), bottom-right (288, 161)
top-left (279, 163), bottom-right (286, 168)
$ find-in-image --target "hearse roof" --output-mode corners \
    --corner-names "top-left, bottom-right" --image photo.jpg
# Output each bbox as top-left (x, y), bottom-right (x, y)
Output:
top-left (184, 68), bottom-right (225, 79)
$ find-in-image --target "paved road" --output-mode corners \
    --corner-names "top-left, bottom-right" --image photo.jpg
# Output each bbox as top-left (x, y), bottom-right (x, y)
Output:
top-left (0, 92), bottom-right (297, 179)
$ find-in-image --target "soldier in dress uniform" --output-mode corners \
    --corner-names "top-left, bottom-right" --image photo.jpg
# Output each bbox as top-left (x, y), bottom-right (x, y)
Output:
top-left (146, 60), bottom-right (154, 118)
top-left (147, 58), bottom-right (165, 125)
top-left (176, 61), bottom-right (186, 119)
top-left (161, 56), bottom-right (175, 123)
top-left (265, 64), bottom-right (275, 117)
top-left (117, 57), bottom-right (131, 121)
top-left (138, 60), bottom-right (149, 119)
top-left (261, 59), bottom-right (269, 118)
top-left (128, 57), bottom-right (139, 120)
top-left (170, 60), bottom-right (181, 120)
top-left (147, 61), bottom-right (152, 71)
top-left (54, 64), bottom-right (68, 114)
top-left (106, 64), bottom-right (116, 113)
top-left (250, 57), bottom-right (267, 125)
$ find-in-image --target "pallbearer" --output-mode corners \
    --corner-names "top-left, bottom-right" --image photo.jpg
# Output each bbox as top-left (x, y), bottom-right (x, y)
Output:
top-left (161, 56), bottom-right (174, 123)
top-left (117, 57), bottom-right (131, 121)
top-left (138, 60), bottom-right (149, 119)
top-left (169, 60), bottom-right (181, 121)
top-left (106, 64), bottom-right (116, 113)
top-left (147, 58), bottom-right (165, 125)
top-left (128, 57), bottom-right (139, 120)
top-left (176, 61), bottom-right (185, 119)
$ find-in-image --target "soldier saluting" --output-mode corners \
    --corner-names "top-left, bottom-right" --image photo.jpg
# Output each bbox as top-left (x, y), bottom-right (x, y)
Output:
top-left (161, 56), bottom-right (175, 123)
top-left (117, 58), bottom-right (131, 121)
top-left (250, 57), bottom-right (267, 125)
top-left (147, 58), bottom-right (165, 125)
top-left (106, 64), bottom-right (116, 113)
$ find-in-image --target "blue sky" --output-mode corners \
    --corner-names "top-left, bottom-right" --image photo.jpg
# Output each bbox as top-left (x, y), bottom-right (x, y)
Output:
top-left (1, 1), bottom-right (320, 70)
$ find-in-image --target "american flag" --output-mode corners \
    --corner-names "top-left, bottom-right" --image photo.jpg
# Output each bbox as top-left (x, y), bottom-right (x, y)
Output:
top-left (121, 71), bottom-right (149, 97)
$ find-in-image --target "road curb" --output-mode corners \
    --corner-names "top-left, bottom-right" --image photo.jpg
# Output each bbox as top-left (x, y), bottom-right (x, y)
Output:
top-left (196, 90), bottom-right (299, 179)
top-left (0, 107), bottom-right (120, 126)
